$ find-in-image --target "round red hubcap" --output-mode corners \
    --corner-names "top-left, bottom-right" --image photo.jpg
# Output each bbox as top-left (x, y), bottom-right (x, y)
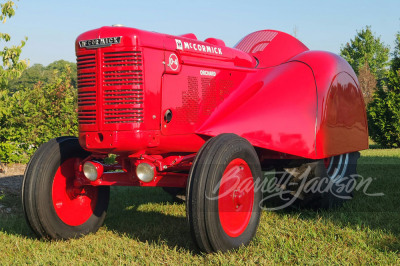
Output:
top-left (218, 158), bottom-right (254, 237)
top-left (52, 158), bottom-right (98, 226)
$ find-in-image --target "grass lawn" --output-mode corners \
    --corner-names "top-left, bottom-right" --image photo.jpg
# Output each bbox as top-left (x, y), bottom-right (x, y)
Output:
top-left (0, 147), bottom-right (399, 264)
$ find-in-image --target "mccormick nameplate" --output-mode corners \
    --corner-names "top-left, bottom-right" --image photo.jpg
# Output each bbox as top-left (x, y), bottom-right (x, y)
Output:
top-left (79, 36), bottom-right (122, 49)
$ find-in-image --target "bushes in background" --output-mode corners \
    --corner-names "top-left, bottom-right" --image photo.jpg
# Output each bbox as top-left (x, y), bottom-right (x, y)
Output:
top-left (368, 70), bottom-right (400, 148)
top-left (367, 32), bottom-right (400, 148)
top-left (0, 67), bottom-right (78, 163)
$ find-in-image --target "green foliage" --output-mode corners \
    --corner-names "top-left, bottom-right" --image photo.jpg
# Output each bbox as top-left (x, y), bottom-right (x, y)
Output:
top-left (8, 60), bottom-right (77, 92)
top-left (0, 0), bottom-right (15, 22)
top-left (341, 27), bottom-right (400, 148)
top-left (104, 154), bottom-right (117, 165)
top-left (6, 63), bottom-right (46, 91)
top-left (0, 0), bottom-right (28, 89)
top-left (0, 67), bottom-right (78, 163)
top-left (340, 26), bottom-right (389, 80)
top-left (367, 31), bottom-right (400, 149)
top-left (368, 70), bottom-right (400, 148)
top-left (391, 32), bottom-right (400, 73)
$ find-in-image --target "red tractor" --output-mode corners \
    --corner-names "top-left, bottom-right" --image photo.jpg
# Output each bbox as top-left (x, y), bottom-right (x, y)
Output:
top-left (22, 26), bottom-right (368, 253)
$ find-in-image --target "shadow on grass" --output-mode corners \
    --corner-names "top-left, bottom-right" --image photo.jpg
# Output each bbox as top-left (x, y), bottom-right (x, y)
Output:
top-left (0, 186), bottom-right (36, 238)
top-left (0, 184), bottom-right (194, 250)
top-left (267, 155), bottom-right (400, 253)
top-left (104, 186), bottom-right (198, 253)
top-left (1, 185), bottom-right (196, 250)
top-left (368, 138), bottom-right (383, 149)
top-left (369, 144), bottom-right (383, 149)
top-left (1, 154), bottom-right (399, 254)
top-left (0, 175), bottom-right (23, 192)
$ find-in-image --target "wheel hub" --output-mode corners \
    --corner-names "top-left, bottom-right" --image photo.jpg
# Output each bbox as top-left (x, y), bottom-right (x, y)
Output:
top-left (52, 158), bottom-right (99, 226)
top-left (218, 158), bottom-right (254, 237)
top-left (233, 189), bottom-right (246, 208)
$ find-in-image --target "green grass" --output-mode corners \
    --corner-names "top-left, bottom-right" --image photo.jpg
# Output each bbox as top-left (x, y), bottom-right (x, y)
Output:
top-left (1, 148), bottom-right (400, 264)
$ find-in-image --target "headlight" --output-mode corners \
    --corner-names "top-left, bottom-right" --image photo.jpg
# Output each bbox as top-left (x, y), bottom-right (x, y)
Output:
top-left (136, 163), bottom-right (155, 183)
top-left (83, 161), bottom-right (103, 181)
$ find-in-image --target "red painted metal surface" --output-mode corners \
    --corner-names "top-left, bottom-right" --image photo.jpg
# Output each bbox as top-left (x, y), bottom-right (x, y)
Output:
top-left (218, 158), bottom-right (254, 238)
top-left (196, 61), bottom-right (318, 158)
top-left (78, 170), bottom-right (188, 188)
top-left (235, 30), bottom-right (308, 68)
top-left (75, 26), bottom-right (368, 186)
top-left (291, 51), bottom-right (368, 158)
top-left (52, 158), bottom-right (98, 226)
top-left (74, 153), bottom-right (192, 188)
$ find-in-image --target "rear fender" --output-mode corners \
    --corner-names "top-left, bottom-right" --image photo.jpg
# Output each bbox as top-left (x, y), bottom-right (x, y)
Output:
top-left (196, 51), bottom-right (368, 159)
top-left (291, 51), bottom-right (368, 158)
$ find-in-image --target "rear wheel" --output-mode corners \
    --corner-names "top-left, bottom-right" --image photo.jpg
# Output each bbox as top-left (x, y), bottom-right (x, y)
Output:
top-left (275, 152), bottom-right (360, 209)
top-left (22, 137), bottom-right (110, 239)
top-left (186, 134), bottom-right (262, 253)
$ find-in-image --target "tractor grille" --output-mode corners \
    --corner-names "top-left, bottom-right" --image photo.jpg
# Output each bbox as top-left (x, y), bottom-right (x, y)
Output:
top-left (77, 49), bottom-right (144, 130)
top-left (102, 51), bottom-right (144, 124)
top-left (77, 53), bottom-right (97, 125)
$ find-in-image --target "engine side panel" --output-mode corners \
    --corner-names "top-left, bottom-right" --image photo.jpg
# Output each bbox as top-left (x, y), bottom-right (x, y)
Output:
top-left (161, 67), bottom-right (249, 136)
top-left (196, 61), bottom-right (318, 158)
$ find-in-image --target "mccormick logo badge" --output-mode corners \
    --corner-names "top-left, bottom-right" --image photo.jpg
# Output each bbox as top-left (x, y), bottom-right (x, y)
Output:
top-left (79, 36), bottom-right (122, 49)
top-left (175, 39), bottom-right (223, 55)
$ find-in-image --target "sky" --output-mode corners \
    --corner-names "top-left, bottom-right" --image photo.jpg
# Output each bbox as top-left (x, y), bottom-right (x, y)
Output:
top-left (3, 0), bottom-right (400, 66)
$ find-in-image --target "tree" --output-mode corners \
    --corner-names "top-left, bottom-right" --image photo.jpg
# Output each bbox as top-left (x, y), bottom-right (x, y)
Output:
top-left (44, 60), bottom-right (77, 87)
top-left (8, 60), bottom-right (77, 92)
top-left (340, 26), bottom-right (389, 80)
top-left (357, 61), bottom-right (377, 106)
top-left (0, 0), bottom-right (28, 162)
top-left (7, 63), bottom-right (45, 91)
top-left (367, 70), bottom-right (400, 148)
top-left (391, 32), bottom-right (400, 73)
top-left (367, 34), bottom-right (400, 148)
top-left (0, 0), bottom-right (28, 89)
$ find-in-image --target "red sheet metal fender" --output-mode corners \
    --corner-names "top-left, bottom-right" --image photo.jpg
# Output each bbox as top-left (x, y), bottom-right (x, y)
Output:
top-left (291, 51), bottom-right (368, 158)
top-left (196, 51), bottom-right (368, 159)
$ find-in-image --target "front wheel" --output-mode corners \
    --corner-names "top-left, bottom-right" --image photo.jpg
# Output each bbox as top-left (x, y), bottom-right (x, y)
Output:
top-left (186, 134), bottom-right (262, 253)
top-left (22, 137), bottom-right (110, 239)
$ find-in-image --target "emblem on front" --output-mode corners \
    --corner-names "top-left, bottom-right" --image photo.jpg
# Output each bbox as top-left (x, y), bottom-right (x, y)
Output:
top-left (168, 53), bottom-right (179, 71)
top-left (79, 36), bottom-right (122, 49)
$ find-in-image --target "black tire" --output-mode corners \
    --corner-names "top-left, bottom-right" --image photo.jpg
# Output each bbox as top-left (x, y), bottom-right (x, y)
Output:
top-left (273, 152), bottom-right (360, 209)
top-left (186, 134), bottom-right (262, 253)
top-left (22, 137), bottom-right (110, 239)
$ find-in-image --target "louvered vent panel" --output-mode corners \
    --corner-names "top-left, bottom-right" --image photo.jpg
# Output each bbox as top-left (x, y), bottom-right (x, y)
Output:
top-left (102, 51), bottom-right (144, 124)
top-left (77, 53), bottom-right (97, 125)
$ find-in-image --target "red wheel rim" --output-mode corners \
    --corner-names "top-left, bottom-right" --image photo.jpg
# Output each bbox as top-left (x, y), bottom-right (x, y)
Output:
top-left (52, 158), bottom-right (98, 226)
top-left (218, 158), bottom-right (254, 237)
